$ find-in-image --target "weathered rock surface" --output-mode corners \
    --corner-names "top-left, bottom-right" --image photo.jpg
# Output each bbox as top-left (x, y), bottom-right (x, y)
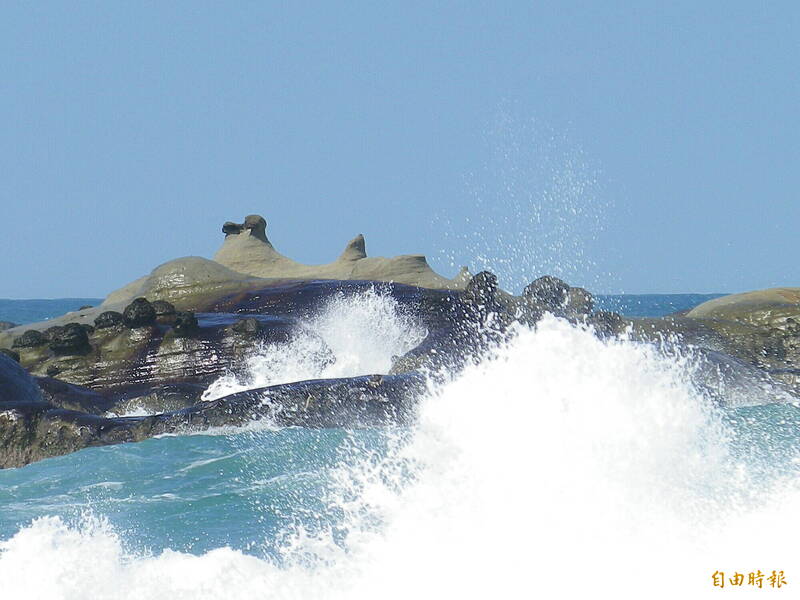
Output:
top-left (214, 215), bottom-right (469, 290)
top-left (49, 323), bottom-right (91, 356)
top-left (3, 214), bottom-right (800, 469)
top-left (123, 298), bottom-right (157, 328)
top-left (0, 373), bottom-right (423, 469)
top-left (0, 353), bottom-right (43, 404)
top-left (95, 310), bottom-right (125, 329)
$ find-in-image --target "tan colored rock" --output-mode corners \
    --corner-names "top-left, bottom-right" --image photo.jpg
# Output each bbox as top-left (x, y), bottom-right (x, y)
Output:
top-left (213, 215), bottom-right (467, 289)
top-left (0, 215), bottom-right (470, 347)
top-left (687, 287), bottom-right (800, 328)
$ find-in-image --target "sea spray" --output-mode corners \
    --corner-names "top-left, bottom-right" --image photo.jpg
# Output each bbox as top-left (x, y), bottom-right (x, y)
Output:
top-left (1, 318), bottom-right (799, 599)
top-left (202, 289), bottom-right (427, 400)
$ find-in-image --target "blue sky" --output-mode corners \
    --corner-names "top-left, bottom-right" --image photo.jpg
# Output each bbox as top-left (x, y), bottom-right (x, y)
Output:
top-left (2, 2), bottom-right (798, 297)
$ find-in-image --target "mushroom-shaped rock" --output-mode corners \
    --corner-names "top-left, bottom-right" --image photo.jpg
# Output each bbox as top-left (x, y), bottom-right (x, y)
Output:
top-left (213, 214), bottom-right (468, 290)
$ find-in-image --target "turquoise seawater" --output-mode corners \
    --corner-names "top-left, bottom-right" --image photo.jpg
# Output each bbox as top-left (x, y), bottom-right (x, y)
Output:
top-left (0, 298), bottom-right (103, 326)
top-left (1, 293), bottom-right (798, 599)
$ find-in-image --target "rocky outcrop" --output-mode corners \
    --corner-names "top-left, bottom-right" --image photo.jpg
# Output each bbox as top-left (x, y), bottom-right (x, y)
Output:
top-left (48, 323), bottom-right (91, 356)
top-left (9, 314), bottom-right (302, 392)
top-left (0, 215), bottom-right (472, 347)
top-left (678, 288), bottom-right (800, 394)
top-left (123, 298), bottom-right (157, 327)
top-left (4, 212), bottom-right (800, 469)
top-left (0, 353), bottom-right (44, 404)
top-left (0, 373), bottom-right (424, 469)
top-left (213, 215), bottom-right (470, 290)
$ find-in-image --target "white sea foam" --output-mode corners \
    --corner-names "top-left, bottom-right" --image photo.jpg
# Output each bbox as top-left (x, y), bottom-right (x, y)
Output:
top-left (2, 317), bottom-right (799, 599)
top-left (201, 289), bottom-right (427, 400)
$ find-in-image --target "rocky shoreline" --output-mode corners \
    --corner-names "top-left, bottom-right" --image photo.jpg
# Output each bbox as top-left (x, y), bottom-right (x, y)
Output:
top-left (2, 215), bottom-right (800, 468)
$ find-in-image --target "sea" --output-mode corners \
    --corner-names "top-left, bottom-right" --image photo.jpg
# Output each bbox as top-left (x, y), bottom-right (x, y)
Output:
top-left (1, 292), bottom-right (798, 599)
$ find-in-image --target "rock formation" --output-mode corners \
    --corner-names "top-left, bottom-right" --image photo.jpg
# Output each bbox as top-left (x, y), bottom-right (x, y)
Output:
top-left (3, 214), bottom-right (800, 469)
top-left (213, 215), bottom-right (470, 289)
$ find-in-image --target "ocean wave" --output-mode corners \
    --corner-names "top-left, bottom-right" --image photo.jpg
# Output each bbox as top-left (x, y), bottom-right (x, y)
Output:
top-left (2, 318), bottom-right (799, 599)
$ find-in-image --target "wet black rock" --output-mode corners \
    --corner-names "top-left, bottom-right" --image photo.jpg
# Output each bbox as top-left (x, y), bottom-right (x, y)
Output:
top-left (460, 271), bottom-right (504, 327)
top-left (523, 275), bottom-right (570, 311)
top-left (0, 321), bottom-right (18, 332)
top-left (1, 348), bottom-right (20, 362)
top-left (464, 271), bottom-right (499, 306)
top-left (49, 323), bottom-right (91, 356)
top-left (0, 372), bottom-right (424, 468)
top-left (122, 298), bottom-right (156, 328)
top-left (46, 365), bottom-right (61, 377)
top-left (231, 317), bottom-right (262, 335)
top-left (94, 310), bottom-right (125, 329)
top-left (35, 377), bottom-right (116, 414)
top-left (0, 352), bottom-right (43, 403)
top-left (81, 324), bottom-right (95, 335)
top-left (43, 326), bottom-right (65, 342)
top-left (588, 310), bottom-right (626, 337)
top-left (565, 287), bottom-right (595, 316)
top-left (172, 311), bottom-right (199, 337)
top-left (152, 300), bottom-right (176, 317)
top-left (12, 330), bottom-right (46, 349)
top-left (78, 305), bottom-right (94, 310)
top-left (222, 221), bottom-right (244, 236)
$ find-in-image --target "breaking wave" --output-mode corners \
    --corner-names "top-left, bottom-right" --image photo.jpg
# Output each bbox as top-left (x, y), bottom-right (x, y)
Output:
top-left (2, 317), bottom-right (799, 599)
top-left (202, 289), bottom-right (427, 400)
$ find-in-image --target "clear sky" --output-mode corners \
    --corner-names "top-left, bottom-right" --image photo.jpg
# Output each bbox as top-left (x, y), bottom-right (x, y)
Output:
top-left (2, 2), bottom-right (798, 298)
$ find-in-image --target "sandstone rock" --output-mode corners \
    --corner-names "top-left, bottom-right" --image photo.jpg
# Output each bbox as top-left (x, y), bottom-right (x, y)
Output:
top-left (213, 214), bottom-right (467, 290)
top-left (687, 288), bottom-right (800, 323)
